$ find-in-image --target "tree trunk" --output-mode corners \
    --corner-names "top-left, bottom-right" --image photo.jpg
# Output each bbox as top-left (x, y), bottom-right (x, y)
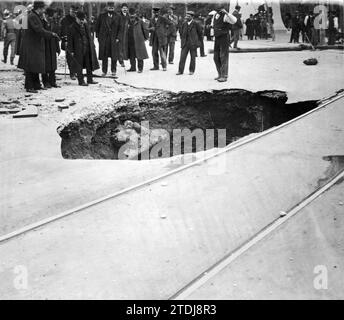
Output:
top-left (88, 2), bottom-right (93, 20)
top-left (96, 2), bottom-right (101, 17)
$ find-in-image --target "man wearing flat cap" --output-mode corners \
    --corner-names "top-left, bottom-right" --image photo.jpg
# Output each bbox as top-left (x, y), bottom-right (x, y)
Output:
top-left (148, 7), bottom-right (173, 71)
top-left (17, 1), bottom-right (59, 93)
top-left (95, 2), bottom-right (121, 77)
top-left (1, 10), bottom-right (16, 65)
top-left (67, 11), bottom-right (99, 86)
top-left (163, 6), bottom-right (178, 64)
top-left (176, 11), bottom-right (203, 75)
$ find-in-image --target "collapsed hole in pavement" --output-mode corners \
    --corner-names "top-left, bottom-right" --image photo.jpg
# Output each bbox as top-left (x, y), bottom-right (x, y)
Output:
top-left (57, 89), bottom-right (318, 160)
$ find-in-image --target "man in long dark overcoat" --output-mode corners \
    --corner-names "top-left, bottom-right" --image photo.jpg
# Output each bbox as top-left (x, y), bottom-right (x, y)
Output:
top-left (60, 5), bottom-right (78, 79)
top-left (17, 1), bottom-right (59, 93)
top-left (95, 2), bottom-right (121, 77)
top-left (118, 3), bottom-right (129, 67)
top-left (67, 11), bottom-right (99, 86)
top-left (41, 7), bottom-right (61, 88)
top-left (126, 8), bottom-right (149, 73)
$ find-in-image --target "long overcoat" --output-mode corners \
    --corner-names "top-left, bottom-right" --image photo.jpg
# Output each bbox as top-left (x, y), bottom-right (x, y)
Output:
top-left (119, 13), bottom-right (129, 60)
top-left (67, 22), bottom-right (100, 71)
top-left (127, 17), bottom-right (149, 60)
top-left (18, 10), bottom-right (54, 73)
top-left (95, 12), bottom-right (121, 60)
top-left (42, 17), bottom-right (60, 72)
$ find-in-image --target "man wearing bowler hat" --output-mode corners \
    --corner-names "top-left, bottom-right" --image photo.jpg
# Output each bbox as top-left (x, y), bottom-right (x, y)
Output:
top-left (17, 1), bottom-right (59, 93)
top-left (67, 11), bottom-right (99, 86)
top-left (176, 11), bottom-right (202, 75)
top-left (60, 4), bottom-right (79, 80)
top-left (148, 7), bottom-right (173, 71)
top-left (95, 1), bottom-right (121, 78)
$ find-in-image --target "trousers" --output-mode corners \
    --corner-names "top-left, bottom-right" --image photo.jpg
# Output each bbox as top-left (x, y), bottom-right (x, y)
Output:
top-left (213, 34), bottom-right (229, 78)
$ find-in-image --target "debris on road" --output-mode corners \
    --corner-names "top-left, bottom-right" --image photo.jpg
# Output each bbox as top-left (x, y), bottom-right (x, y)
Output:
top-left (303, 58), bottom-right (318, 65)
top-left (13, 105), bottom-right (38, 118)
top-left (58, 105), bottom-right (69, 111)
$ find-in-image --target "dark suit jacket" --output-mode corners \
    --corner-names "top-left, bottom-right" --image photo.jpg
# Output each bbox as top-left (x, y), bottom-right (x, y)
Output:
top-left (149, 16), bottom-right (172, 47)
top-left (163, 14), bottom-right (178, 38)
top-left (180, 20), bottom-right (202, 49)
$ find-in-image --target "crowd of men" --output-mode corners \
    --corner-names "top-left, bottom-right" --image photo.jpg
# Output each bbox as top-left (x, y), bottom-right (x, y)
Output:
top-left (204, 6), bottom-right (275, 46)
top-left (286, 10), bottom-right (340, 45)
top-left (244, 10), bottom-right (275, 41)
top-left (2, 1), bottom-right (341, 93)
top-left (0, 1), bottom-right (241, 93)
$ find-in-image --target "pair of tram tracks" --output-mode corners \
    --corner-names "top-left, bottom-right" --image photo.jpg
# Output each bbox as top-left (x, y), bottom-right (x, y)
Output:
top-left (1, 92), bottom-right (343, 299)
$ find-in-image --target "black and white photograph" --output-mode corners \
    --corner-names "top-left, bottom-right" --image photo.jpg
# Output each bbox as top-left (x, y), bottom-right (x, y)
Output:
top-left (0, 0), bottom-right (344, 304)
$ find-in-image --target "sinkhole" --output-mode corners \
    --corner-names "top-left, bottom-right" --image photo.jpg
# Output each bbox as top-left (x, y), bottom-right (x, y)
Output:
top-left (57, 89), bottom-right (318, 160)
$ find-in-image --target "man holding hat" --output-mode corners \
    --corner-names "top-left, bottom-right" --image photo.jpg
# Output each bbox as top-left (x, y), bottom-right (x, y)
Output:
top-left (1, 9), bottom-right (16, 65)
top-left (17, 1), bottom-right (59, 93)
top-left (176, 11), bottom-right (202, 75)
top-left (67, 11), bottom-right (100, 86)
top-left (212, 5), bottom-right (237, 82)
top-left (60, 4), bottom-right (79, 80)
top-left (95, 2), bottom-right (121, 77)
top-left (148, 7), bottom-right (173, 71)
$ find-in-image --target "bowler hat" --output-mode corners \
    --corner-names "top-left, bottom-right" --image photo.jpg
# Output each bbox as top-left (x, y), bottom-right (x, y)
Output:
top-left (128, 8), bottom-right (136, 15)
top-left (76, 11), bottom-right (86, 20)
top-left (33, 1), bottom-right (45, 10)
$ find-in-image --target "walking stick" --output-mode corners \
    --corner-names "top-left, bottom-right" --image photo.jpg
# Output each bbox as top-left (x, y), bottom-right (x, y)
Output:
top-left (64, 51), bottom-right (67, 79)
top-left (305, 32), bottom-right (315, 51)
